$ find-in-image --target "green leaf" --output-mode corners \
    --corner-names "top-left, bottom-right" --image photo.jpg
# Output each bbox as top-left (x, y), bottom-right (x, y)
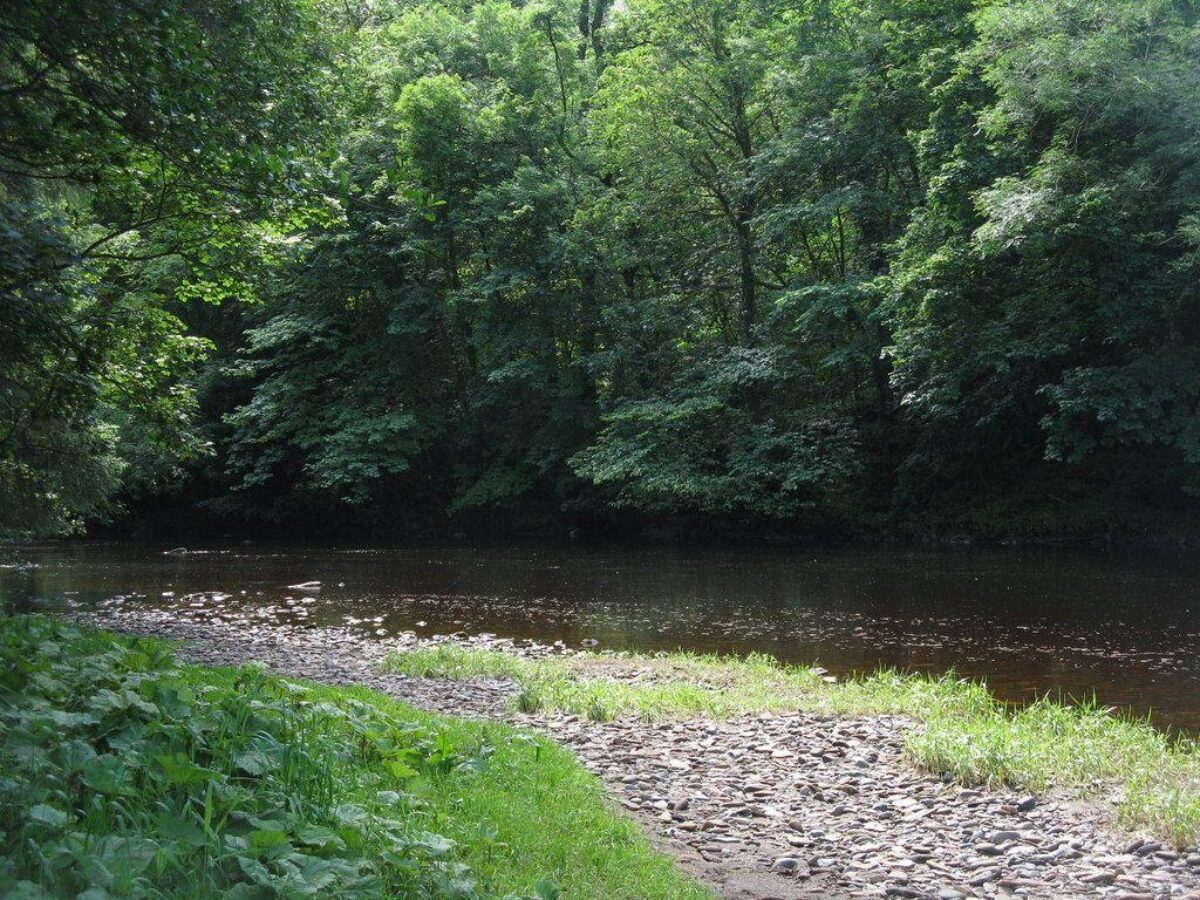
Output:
top-left (156, 752), bottom-right (221, 787)
top-left (295, 825), bottom-right (346, 851)
top-left (27, 804), bottom-right (69, 828)
top-left (385, 759), bottom-right (419, 780)
top-left (81, 754), bottom-right (132, 795)
top-left (234, 748), bottom-right (278, 776)
top-left (237, 854), bottom-right (273, 885)
top-left (250, 828), bottom-right (290, 852)
top-left (414, 832), bottom-right (454, 857)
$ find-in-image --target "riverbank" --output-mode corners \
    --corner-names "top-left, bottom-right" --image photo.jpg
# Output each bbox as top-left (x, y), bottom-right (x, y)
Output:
top-left (381, 644), bottom-right (1200, 845)
top-left (62, 607), bottom-right (1200, 898)
top-left (13, 540), bottom-right (1200, 732)
top-left (0, 615), bottom-right (707, 898)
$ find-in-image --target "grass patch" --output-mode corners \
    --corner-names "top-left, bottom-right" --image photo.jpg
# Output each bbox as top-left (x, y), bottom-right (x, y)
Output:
top-left (297, 681), bottom-right (709, 900)
top-left (907, 696), bottom-right (1200, 848)
top-left (384, 644), bottom-right (993, 721)
top-left (0, 616), bottom-right (709, 899)
top-left (383, 644), bottom-right (1200, 847)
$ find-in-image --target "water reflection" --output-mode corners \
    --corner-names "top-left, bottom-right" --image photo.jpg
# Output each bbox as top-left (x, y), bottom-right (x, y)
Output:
top-left (3, 542), bottom-right (1199, 730)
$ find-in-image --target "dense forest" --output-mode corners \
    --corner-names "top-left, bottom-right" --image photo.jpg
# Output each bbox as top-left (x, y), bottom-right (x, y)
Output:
top-left (3, 0), bottom-right (1200, 541)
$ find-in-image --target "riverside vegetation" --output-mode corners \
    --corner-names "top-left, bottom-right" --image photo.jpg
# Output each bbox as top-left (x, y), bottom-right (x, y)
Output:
top-left (45, 604), bottom-right (1200, 897)
top-left (5, 0), bottom-right (1200, 542)
top-left (383, 644), bottom-right (1200, 848)
top-left (6, 0), bottom-right (1200, 890)
top-left (0, 615), bottom-right (707, 899)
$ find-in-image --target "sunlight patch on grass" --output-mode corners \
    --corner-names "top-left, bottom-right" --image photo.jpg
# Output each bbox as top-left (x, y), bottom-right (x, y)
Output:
top-left (907, 695), bottom-right (1200, 847)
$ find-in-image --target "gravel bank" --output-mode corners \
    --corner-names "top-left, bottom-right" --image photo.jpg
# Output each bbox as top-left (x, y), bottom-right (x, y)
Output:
top-left (66, 608), bottom-right (1200, 900)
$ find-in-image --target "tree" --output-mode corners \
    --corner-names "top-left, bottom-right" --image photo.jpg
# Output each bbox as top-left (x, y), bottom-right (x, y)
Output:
top-left (0, 0), bottom-right (328, 536)
top-left (13, 0), bottom-right (1198, 540)
top-left (888, 0), bottom-right (1200, 533)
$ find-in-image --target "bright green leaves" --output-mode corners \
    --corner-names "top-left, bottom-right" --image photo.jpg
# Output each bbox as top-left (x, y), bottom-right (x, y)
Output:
top-left (0, 616), bottom-right (528, 899)
top-left (0, 0), bottom-right (334, 538)
top-left (395, 73), bottom-right (476, 186)
top-left (157, 752), bottom-right (225, 788)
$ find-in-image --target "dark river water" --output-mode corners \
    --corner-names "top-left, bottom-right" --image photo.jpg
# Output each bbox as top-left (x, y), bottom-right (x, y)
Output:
top-left (4, 541), bottom-right (1200, 730)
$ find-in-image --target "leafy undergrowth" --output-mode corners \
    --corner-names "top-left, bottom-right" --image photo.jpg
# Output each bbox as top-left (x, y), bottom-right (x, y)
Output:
top-left (384, 644), bottom-right (1200, 848)
top-left (0, 617), bottom-right (709, 899)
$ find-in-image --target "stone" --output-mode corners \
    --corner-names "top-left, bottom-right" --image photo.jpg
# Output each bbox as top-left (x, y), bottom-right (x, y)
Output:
top-left (968, 869), bottom-right (1000, 887)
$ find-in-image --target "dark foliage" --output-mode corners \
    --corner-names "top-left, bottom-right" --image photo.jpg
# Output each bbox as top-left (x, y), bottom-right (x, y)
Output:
top-left (5, 0), bottom-right (1200, 540)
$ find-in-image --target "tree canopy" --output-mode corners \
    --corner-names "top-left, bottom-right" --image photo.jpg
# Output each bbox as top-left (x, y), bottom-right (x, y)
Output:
top-left (4, 0), bottom-right (1199, 540)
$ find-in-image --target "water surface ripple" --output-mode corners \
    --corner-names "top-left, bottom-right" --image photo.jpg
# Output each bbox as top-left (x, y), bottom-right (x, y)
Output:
top-left (4, 542), bottom-right (1199, 730)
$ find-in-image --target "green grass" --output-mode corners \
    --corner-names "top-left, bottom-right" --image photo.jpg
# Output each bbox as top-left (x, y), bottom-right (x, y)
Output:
top-left (0, 616), bottom-right (710, 899)
top-left (384, 644), bottom-right (996, 720)
top-left (907, 696), bottom-right (1200, 848)
top-left (383, 643), bottom-right (1200, 847)
top-left (292, 681), bottom-right (710, 900)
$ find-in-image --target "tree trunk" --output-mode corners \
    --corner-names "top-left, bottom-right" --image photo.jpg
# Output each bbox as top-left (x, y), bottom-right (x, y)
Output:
top-left (735, 215), bottom-right (756, 341)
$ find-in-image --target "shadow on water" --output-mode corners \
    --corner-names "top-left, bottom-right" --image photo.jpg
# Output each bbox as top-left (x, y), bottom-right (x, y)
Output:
top-left (4, 541), bottom-right (1200, 730)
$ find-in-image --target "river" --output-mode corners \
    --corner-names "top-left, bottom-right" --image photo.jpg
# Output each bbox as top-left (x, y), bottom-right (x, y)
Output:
top-left (4, 541), bottom-right (1199, 730)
